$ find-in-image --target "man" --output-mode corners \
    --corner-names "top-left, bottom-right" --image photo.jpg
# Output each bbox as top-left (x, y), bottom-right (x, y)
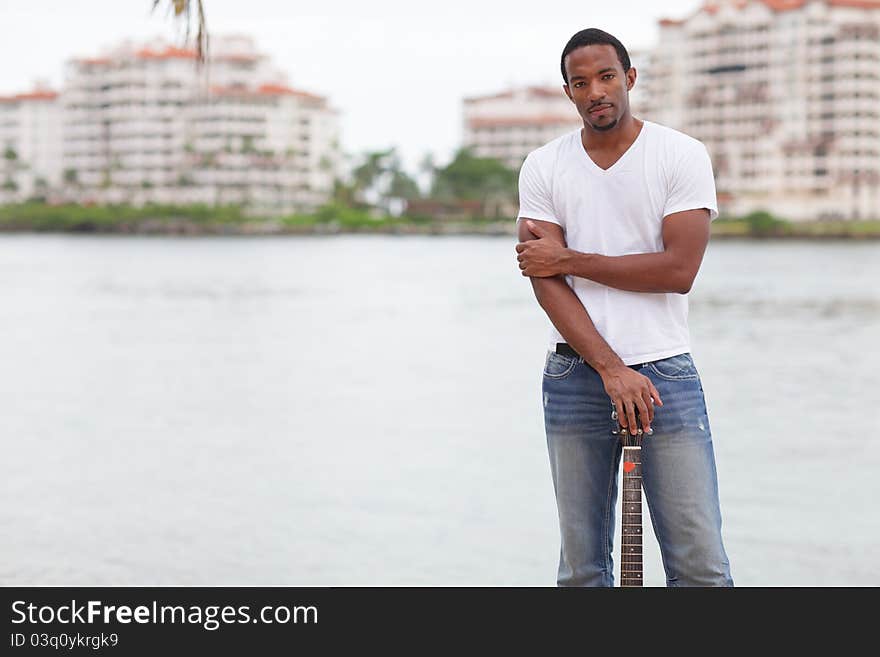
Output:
top-left (515, 28), bottom-right (733, 587)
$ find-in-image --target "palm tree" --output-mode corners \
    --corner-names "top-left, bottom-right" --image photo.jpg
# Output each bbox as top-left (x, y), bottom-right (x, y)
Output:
top-left (152, 1), bottom-right (208, 63)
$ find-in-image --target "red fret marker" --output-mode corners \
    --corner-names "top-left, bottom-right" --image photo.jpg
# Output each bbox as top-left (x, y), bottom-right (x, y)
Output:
top-left (623, 461), bottom-right (636, 473)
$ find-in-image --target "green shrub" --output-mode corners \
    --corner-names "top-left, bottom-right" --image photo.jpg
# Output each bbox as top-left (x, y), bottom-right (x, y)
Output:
top-left (744, 210), bottom-right (788, 236)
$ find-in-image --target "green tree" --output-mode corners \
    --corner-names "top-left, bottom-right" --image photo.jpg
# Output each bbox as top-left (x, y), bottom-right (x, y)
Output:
top-left (331, 179), bottom-right (358, 207)
top-left (744, 210), bottom-right (788, 237)
top-left (430, 148), bottom-right (518, 203)
top-left (349, 148), bottom-right (421, 212)
top-left (351, 148), bottom-right (394, 196)
top-left (388, 170), bottom-right (421, 201)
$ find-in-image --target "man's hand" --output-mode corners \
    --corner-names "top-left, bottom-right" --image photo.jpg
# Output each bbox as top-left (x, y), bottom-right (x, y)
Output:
top-left (516, 220), bottom-right (571, 277)
top-left (600, 364), bottom-right (663, 435)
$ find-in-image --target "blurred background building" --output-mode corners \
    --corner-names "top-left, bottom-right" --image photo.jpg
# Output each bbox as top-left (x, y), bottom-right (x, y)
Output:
top-left (634, 0), bottom-right (880, 221)
top-left (462, 86), bottom-right (581, 169)
top-left (461, 0), bottom-right (879, 222)
top-left (1, 35), bottom-right (340, 213)
top-left (0, 84), bottom-right (62, 201)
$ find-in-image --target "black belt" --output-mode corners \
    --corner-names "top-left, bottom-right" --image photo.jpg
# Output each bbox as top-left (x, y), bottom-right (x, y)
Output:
top-left (557, 342), bottom-right (653, 369)
top-left (555, 343), bottom-right (581, 359)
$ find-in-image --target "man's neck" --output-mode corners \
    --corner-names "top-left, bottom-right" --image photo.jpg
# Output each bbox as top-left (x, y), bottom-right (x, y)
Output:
top-left (581, 113), bottom-right (642, 152)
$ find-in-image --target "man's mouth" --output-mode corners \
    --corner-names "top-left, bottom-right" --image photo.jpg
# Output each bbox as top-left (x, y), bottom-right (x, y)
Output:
top-left (589, 103), bottom-right (613, 116)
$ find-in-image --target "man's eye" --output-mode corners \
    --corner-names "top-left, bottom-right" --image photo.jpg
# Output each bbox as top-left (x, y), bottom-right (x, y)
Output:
top-left (602, 74), bottom-right (614, 80)
top-left (575, 82), bottom-right (584, 88)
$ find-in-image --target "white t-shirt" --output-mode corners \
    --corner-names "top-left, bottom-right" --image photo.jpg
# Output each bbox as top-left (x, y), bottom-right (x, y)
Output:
top-left (517, 120), bottom-right (718, 366)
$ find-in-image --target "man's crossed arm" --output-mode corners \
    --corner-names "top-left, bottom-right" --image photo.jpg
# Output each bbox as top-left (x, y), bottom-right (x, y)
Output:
top-left (515, 209), bottom-right (711, 294)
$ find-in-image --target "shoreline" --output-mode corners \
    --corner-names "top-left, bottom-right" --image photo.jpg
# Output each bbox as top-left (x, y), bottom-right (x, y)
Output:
top-left (1, 204), bottom-right (879, 239)
top-left (1, 221), bottom-right (879, 239)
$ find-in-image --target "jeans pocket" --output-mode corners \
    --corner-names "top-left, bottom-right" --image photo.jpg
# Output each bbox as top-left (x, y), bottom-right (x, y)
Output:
top-left (647, 353), bottom-right (699, 381)
top-left (543, 351), bottom-right (578, 379)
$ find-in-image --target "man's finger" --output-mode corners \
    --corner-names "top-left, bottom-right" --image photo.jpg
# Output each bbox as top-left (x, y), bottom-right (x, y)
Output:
top-left (650, 382), bottom-right (663, 407)
top-left (614, 399), bottom-right (626, 429)
top-left (515, 242), bottom-right (525, 253)
top-left (625, 399), bottom-right (638, 436)
top-left (526, 220), bottom-right (545, 237)
top-left (642, 390), bottom-right (654, 425)
top-left (635, 396), bottom-right (651, 434)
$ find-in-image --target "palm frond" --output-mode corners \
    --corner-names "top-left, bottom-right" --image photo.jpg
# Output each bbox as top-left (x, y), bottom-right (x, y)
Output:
top-left (151, 1), bottom-right (208, 64)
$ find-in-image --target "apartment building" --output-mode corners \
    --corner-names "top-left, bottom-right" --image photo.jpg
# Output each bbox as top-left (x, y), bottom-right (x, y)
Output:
top-left (462, 86), bottom-right (582, 170)
top-left (0, 84), bottom-right (62, 202)
top-left (60, 35), bottom-right (340, 211)
top-left (635, 0), bottom-right (880, 221)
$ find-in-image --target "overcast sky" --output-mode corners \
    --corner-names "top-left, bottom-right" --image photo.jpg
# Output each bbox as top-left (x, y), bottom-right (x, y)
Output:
top-left (1, 0), bottom-right (704, 169)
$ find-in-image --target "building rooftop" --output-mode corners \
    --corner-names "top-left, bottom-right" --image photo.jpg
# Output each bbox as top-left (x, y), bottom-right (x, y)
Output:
top-left (0, 89), bottom-right (59, 103)
top-left (660, 0), bottom-right (880, 26)
top-left (463, 86), bottom-right (565, 104)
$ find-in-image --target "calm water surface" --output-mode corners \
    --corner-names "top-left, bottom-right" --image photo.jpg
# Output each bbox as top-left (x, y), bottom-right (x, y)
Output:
top-left (1, 234), bottom-right (878, 586)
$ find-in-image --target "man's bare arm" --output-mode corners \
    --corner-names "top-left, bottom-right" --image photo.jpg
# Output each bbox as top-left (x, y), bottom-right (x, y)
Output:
top-left (518, 218), bottom-right (662, 433)
top-left (516, 209), bottom-right (711, 294)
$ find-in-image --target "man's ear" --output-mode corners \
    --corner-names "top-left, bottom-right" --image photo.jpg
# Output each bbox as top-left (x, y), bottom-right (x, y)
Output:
top-left (626, 67), bottom-right (637, 91)
top-left (563, 84), bottom-right (573, 102)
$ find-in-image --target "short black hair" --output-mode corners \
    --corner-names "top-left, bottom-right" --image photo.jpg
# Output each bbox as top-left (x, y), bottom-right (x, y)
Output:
top-left (561, 28), bottom-right (631, 84)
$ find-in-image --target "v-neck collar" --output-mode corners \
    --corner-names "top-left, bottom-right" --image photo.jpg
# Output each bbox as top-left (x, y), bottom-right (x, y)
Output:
top-left (579, 120), bottom-right (647, 175)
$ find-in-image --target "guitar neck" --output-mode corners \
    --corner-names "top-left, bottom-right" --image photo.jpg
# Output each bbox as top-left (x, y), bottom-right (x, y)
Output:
top-left (620, 443), bottom-right (643, 587)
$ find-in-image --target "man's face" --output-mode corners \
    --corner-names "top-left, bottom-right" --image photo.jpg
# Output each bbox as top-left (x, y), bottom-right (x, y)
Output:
top-left (563, 44), bottom-right (636, 133)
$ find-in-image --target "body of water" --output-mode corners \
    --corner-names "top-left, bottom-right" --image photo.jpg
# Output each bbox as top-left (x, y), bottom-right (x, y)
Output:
top-left (1, 234), bottom-right (878, 585)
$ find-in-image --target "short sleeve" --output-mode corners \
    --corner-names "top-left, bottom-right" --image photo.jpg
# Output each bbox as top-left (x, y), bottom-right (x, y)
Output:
top-left (663, 141), bottom-right (719, 221)
top-left (517, 152), bottom-right (562, 227)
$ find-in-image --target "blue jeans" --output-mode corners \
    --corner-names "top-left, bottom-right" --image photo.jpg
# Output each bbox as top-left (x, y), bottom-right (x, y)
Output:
top-left (542, 350), bottom-right (733, 587)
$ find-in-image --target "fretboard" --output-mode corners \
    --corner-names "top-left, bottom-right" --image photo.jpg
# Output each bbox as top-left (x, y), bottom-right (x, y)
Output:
top-left (620, 443), bottom-right (643, 588)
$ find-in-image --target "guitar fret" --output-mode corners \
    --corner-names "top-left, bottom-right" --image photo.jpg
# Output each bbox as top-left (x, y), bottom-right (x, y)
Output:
top-left (621, 438), bottom-right (643, 587)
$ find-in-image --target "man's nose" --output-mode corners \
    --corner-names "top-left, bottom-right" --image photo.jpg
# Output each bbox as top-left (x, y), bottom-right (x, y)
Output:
top-left (587, 85), bottom-right (604, 102)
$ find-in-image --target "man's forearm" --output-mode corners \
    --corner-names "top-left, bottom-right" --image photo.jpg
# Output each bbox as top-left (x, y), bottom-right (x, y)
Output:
top-left (531, 276), bottom-right (625, 375)
top-left (560, 250), bottom-right (692, 294)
